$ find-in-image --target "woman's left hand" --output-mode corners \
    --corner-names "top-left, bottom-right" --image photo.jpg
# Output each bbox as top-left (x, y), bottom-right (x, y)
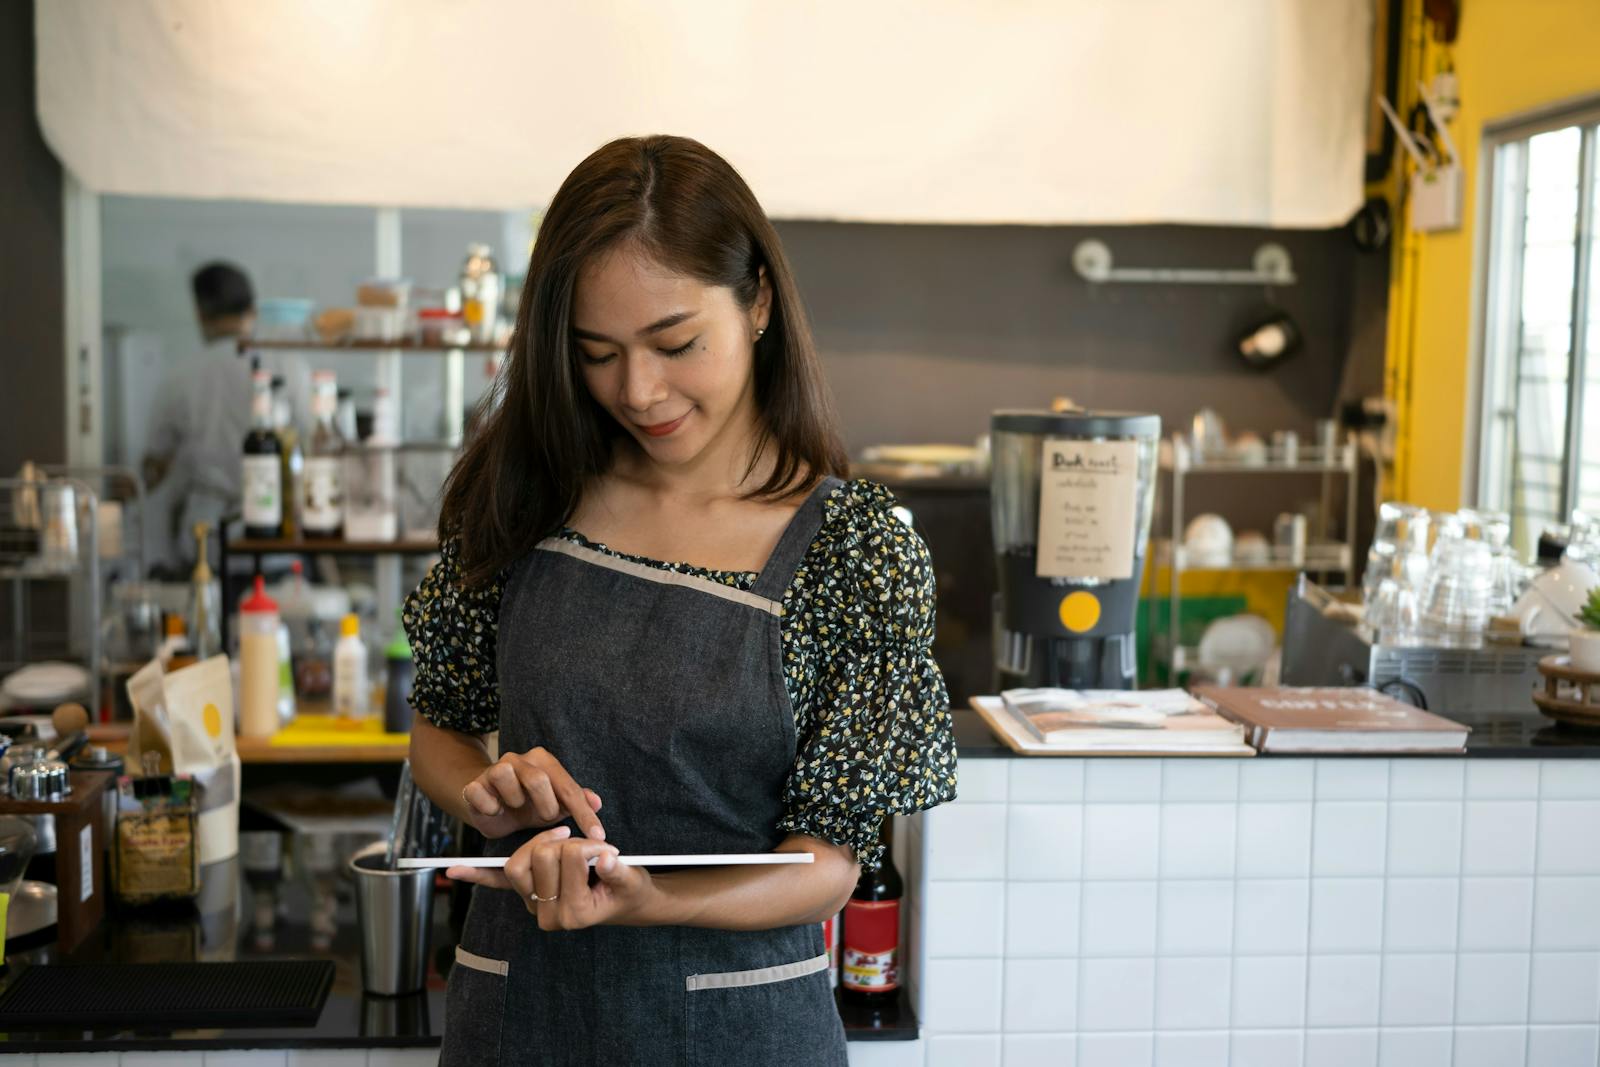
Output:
top-left (445, 826), bottom-right (655, 930)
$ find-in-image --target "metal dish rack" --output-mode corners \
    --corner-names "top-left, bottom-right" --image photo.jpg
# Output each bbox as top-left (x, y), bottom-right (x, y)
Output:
top-left (1, 475), bottom-right (102, 713)
top-left (0, 465), bottom-right (147, 716)
top-left (1151, 436), bottom-right (1359, 679)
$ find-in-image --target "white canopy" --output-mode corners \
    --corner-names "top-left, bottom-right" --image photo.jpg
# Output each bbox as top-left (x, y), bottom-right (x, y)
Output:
top-left (36, 0), bottom-right (1371, 226)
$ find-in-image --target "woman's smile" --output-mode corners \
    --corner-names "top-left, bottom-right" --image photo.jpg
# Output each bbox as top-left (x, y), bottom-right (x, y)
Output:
top-left (637, 409), bottom-right (692, 437)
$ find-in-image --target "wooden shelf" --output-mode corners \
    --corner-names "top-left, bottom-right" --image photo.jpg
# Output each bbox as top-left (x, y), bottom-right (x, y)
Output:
top-left (234, 736), bottom-right (409, 763)
top-left (227, 536), bottom-right (440, 555)
top-left (240, 339), bottom-right (502, 354)
top-left (88, 722), bottom-right (409, 765)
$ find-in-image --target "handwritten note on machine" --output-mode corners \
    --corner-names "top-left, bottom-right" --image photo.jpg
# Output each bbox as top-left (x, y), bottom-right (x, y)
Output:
top-left (1035, 438), bottom-right (1139, 579)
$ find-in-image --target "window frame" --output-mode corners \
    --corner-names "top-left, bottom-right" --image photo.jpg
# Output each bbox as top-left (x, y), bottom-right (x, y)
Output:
top-left (1468, 93), bottom-right (1600, 543)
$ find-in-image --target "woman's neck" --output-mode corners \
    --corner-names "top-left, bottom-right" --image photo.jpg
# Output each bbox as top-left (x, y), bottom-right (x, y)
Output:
top-left (611, 432), bottom-right (774, 507)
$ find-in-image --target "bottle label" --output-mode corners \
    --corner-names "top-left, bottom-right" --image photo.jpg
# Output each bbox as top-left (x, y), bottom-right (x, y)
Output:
top-left (242, 456), bottom-right (282, 527)
top-left (334, 649), bottom-right (368, 719)
top-left (842, 899), bottom-right (899, 992)
top-left (303, 456), bottom-right (342, 531)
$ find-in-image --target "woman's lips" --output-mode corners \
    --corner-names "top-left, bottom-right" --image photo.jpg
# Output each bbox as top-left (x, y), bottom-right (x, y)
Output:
top-left (638, 411), bottom-right (690, 438)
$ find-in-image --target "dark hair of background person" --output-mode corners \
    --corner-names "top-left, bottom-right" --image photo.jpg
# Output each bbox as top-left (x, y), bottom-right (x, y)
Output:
top-left (191, 261), bottom-right (255, 320)
top-left (440, 134), bottom-right (850, 587)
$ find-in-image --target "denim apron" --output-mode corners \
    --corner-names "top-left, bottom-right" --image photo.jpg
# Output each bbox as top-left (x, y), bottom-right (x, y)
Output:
top-left (439, 476), bottom-right (850, 1067)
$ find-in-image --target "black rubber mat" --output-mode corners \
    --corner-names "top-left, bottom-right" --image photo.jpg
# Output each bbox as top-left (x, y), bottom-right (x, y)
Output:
top-left (0, 960), bottom-right (335, 1028)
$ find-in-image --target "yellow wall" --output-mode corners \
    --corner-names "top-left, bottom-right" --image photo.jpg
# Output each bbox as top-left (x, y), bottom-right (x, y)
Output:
top-left (1392, 0), bottom-right (1600, 509)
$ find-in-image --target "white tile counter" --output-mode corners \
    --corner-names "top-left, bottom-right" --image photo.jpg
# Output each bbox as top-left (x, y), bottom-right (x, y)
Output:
top-left (869, 753), bottom-right (1600, 1067)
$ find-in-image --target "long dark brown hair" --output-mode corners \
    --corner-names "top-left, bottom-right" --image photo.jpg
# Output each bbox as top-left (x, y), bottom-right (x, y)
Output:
top-left (439, 135), bottom-right (849, 587)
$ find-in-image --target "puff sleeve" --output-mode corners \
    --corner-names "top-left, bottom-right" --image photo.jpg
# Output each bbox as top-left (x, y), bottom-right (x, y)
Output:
top-left (401, 535), bottom-right (504, 736)
top-left (775, 482), bottom-right (958, 868)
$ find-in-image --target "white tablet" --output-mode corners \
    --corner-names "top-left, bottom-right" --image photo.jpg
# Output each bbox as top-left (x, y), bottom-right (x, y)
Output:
top-left (398, 852), bottom-right (815, 869)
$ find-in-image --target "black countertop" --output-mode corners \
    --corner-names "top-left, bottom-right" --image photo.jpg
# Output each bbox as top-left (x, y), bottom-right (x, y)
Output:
top-left (0, 857), bottom-right (448, 1053)
top-left (0, 857), bottom-right (915, 1052)
top-left (952, 707), bottom-right (1600, 759)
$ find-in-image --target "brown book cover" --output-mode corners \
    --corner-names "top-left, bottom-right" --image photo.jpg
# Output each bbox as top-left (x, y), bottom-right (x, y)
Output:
top-left (1191, 686), bottom-right (1469, 753)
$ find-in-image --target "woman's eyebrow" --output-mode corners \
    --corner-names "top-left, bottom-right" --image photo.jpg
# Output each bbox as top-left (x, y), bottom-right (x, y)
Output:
top-left (572, 310), bottom-right (698, 344)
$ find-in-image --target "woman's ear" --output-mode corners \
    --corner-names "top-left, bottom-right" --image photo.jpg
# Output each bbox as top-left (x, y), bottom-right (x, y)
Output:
top-left (753, 265), bottom-right (773, 336)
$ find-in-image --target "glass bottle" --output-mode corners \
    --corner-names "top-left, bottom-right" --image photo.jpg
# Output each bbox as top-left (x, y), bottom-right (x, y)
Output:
top-left (241, 371), bottom-right (283, 539)
top-left (842, 832), bottom-right (903, 1004)
top-left (188, 522), bottom-right (221, 660)
top-left (271, 374), bottom-right (303, 539)
top-left (344, 387), bottom-right (399, 542)
top-left (459, 242), bottom-right (502, 344)
top-left (336, 387), bottom-right (358, 443)
top-left (302, 371), bottom-right (344, 540)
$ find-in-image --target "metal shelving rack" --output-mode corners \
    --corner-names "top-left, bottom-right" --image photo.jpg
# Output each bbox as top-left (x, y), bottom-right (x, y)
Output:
top-left (1152, 435), bottom-right (1359, 678)
top-left (1, 475), bottom-right (102, 713)
top-left (229, 337), bottom-right (475, 654)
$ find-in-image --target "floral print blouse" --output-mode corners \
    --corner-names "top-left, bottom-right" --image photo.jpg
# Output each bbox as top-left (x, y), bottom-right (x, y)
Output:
top-left (402, 478), bottom-right (958, 868)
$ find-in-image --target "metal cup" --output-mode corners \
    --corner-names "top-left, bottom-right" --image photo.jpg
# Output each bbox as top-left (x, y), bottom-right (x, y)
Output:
top-left (38, 483), bottom-right (78, 569)
top-left (350, 842), bottom-right (435, 996)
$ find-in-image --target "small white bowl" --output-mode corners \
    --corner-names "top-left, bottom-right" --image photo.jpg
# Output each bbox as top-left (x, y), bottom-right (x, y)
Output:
top-left (1183, 514), bottom-right (1234, 568)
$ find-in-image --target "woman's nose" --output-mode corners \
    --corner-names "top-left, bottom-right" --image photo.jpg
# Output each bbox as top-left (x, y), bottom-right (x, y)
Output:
top-left (619, 350), bottom-right (668, 413)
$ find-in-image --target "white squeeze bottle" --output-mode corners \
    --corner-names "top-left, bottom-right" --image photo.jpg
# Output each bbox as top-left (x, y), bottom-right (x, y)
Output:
top-left (239, 576), bottom-right (283, 738)
top-left (333, 613), bottom-right (370, 722)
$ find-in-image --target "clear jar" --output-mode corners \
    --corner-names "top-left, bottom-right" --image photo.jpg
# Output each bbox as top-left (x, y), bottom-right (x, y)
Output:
top-left (342, 444), bottom-right (398, 543)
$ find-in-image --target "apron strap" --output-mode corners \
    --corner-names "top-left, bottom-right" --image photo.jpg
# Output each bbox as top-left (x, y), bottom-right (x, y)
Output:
top-left (750, 475), bottom-right (844, 602)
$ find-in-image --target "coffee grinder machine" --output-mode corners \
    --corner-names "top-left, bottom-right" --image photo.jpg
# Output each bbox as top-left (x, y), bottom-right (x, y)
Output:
top-left (991, 410), bottom-right (1161, 689)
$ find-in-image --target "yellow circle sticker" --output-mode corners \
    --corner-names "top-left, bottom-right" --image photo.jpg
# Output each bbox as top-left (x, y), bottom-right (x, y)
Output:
top-left (1058, 591), bottom-right (1101, 633)
top-left (203, 702), bottom-right (223, 738)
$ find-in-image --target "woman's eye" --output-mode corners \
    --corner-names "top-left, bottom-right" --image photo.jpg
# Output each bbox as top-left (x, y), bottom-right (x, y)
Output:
top-left (579, 348), bottom-right (614, 366)
top-left (661, 338), bottom-right (697, 357)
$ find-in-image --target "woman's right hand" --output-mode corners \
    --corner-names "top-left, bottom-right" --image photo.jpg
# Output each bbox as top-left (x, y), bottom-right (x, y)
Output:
top-left (460, 747), bottom-right (605, 842)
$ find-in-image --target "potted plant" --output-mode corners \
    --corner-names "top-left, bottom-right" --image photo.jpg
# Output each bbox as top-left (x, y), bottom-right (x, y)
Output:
top-left (1572, 588), bottom-right (1600, 672)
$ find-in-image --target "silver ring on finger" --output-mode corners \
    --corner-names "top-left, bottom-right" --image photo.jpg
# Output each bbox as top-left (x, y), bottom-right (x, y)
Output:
top-left (530, 892), bottom-right (558, 903)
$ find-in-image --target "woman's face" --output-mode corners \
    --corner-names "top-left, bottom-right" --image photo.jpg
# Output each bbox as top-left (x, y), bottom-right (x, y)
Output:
top-left (573, 243), bottom-right (770, 472)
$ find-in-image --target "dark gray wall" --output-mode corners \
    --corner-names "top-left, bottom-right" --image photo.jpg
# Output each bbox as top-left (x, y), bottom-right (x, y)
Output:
top-left (0, 3), bottom-right (67, 662)
top-left (0, 2), bottom-right (64, 470)
top-left (0, 1), bottom-right (64, 473)
top-left (776, 221), bottom-right (1372, 455)
top-left (778, 222), bottom-right (1385, 698)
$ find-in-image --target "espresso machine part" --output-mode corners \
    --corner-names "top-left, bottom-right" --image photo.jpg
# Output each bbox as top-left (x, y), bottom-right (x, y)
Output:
top-left (10, 760), bottom-right (71, 801)
top-left (9, 752), bottom-right (69, 856)
top-left (990, 409), bottom-right (1161, 689)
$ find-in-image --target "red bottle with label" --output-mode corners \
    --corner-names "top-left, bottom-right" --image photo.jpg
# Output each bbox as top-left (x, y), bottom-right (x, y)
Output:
top-left (841, 850), bottom-right (902, 1001)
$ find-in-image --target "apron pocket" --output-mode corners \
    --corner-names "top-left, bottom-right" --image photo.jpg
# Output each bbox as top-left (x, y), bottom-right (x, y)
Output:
top-left (684, 953), bottom-right (845, 1066)
top-left (441, 944), bottom-right (509, 1067)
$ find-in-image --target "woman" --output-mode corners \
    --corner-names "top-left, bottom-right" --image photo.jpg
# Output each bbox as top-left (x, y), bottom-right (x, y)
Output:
top-left (404, 134), bottom-right (957, 1066)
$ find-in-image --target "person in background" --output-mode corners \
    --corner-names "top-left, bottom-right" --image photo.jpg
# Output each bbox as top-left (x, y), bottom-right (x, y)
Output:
top-left (403, 135), bottom-right (957, 1064)
top-left (142, 261), bottom-right (309, 570)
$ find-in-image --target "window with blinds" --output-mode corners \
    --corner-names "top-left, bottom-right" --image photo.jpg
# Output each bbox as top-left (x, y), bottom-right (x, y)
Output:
top-left (1478, 103), bottom-right (1600, 555)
